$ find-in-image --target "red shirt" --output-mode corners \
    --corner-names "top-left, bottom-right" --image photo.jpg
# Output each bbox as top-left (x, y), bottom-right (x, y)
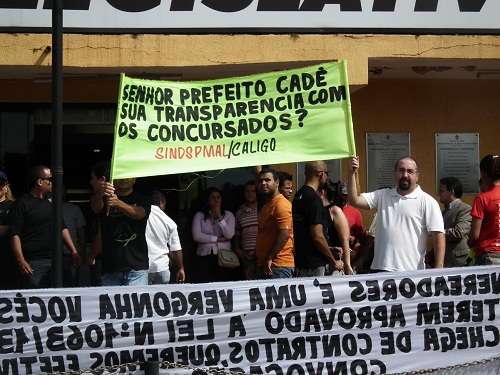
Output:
top-left (471, 185), bottom-right (500, 254)
top-left (342, 204), bottom-right (364, 240)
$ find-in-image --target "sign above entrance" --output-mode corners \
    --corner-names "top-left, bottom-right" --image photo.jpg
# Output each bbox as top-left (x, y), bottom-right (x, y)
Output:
top-left (1, 1), bottom-right (499, 34)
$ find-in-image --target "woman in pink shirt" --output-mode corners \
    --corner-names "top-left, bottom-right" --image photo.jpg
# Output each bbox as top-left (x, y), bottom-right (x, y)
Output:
top-left (469, 155), bottom-right (500, 265)
top-left (192, 187), bottom-right (235, 282)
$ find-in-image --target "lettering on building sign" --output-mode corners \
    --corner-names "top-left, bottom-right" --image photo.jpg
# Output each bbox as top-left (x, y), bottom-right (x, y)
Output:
top-left (0, 0), bottom-right (488, 12)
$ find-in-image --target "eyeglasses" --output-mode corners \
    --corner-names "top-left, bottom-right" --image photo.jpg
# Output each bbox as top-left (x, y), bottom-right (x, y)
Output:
top-left (397, 168), bottom-right (417, 175)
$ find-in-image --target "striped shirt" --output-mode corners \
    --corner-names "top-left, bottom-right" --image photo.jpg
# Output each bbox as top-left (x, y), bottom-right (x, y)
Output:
top-left (235, 204), bottom-right (258, 257)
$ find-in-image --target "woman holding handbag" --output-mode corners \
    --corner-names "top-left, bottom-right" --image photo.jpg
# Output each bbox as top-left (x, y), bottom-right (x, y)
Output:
top-left (192, 187), bottom-right (236, 282)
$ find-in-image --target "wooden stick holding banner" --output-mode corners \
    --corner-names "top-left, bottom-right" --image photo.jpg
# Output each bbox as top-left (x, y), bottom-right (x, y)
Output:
top-left (105, 178), bottom-right (113, 216)
top-left (104, 168), bottom-right (114, 217)
top-left (107, 73), bottom-right (124, 215)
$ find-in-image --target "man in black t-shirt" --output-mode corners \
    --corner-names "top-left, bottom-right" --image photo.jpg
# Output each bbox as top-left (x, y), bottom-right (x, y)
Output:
top-left (90, 164), bottom-right (150, 286)
top-left (9, 166), bottom-right (80, 289)
top-left (293, 161), bottom-right (347, 277)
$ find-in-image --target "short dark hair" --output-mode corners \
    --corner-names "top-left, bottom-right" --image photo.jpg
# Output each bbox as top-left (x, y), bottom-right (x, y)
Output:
top-left (480, 155), bottom-right (500, 182)
top-left (440, 177), bottom-right (463, 198)
top-left (27, 165), bottom-right (49, 189)
top-left (277, 171), bottom-right (292, 187)
top-left (151, 190), bottom-right (166, 207)
top-left (259, 168), bottom-right (279, 181)
top-left (394, 156), bottom-right (419, 172)
top-left (91, 161), bottom-right (110, 181)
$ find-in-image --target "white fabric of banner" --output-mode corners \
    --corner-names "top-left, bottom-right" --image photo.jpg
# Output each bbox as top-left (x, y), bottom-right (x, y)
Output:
top-left (0, 266), bottom-right (499, 375)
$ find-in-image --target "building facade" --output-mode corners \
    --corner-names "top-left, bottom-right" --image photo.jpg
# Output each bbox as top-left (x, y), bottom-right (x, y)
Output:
top-left (0, 1), bottom-right (499, 219)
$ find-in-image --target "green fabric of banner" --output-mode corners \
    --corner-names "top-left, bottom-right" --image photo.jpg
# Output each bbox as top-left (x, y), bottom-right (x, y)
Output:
top-left (110, 61), bottom-right (356, 180)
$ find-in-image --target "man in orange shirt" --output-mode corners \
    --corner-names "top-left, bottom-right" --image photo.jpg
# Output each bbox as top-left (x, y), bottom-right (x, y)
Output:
top-left (256, 168), bottom-right (295, 278)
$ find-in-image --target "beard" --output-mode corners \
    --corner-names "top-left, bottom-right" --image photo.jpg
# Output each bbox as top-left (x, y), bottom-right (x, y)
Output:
top-left (258, 189), bottom-right (273, 198)
top-left (398, 178), bottom-right (411, 191)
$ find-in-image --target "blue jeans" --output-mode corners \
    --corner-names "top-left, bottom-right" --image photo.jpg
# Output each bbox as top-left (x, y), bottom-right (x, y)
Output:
top-left (258, 267), bottom-right (294, 279)
top-left (271, 267), bottom-right (294, 279)
top-left (149, 270), bottom-right (170, 285)
top-left (102, 270), bottom-right (148, 286)
top-left (20, 258), bottom-right (52, 289)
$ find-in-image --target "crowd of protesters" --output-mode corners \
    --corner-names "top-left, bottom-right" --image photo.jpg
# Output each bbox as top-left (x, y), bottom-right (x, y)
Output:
top-left (0, 153), bottom-right (499, 289)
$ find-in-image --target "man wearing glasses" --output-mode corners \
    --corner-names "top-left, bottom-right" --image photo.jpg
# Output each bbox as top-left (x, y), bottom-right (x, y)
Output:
top-left (347, 156), bottom-right (445, 272)
top-left (293, 160), bottom-right (346, 276)
top-left (9, 165), bottom-right (80, 288)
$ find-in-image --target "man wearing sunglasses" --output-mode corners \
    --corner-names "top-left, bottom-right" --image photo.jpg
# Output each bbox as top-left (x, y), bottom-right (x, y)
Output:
top-left (9, 165), bottom-right (80, 288)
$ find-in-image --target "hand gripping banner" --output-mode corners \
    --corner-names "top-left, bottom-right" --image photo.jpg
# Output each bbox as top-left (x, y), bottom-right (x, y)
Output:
top-left (110, 61), bottom-right (356, 180)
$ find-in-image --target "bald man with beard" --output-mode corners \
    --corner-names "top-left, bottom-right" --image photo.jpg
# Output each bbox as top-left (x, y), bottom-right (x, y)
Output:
top-left (348, 156), bottom-right (445, 272)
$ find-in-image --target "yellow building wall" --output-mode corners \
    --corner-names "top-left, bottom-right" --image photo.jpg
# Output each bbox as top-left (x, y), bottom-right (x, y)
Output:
top-left (2, 33), bottom-right (500, 86)
top-left (0, 32), bottom-right (499, 224)
top-left (344, 78), bottom-right (500, 225)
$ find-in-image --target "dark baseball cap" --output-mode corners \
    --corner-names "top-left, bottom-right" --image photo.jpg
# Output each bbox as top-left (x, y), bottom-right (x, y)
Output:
top-left (0, 171), bottom-right (7, 183)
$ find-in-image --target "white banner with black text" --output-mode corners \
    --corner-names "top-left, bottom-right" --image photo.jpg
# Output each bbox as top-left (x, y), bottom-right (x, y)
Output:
top-left (1, 266), bottom-right (499, 374)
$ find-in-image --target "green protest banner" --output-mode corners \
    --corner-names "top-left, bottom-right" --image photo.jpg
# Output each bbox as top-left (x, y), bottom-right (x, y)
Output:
top-left (110, 61), bottom-right (356, 180)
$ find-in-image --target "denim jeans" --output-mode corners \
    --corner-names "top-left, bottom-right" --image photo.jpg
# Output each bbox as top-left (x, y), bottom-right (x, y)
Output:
top-left (20, 258), bottom-right (52, 289)
top-left (102, 270), bottom-right (148, 286)
top-left (148, 270), bottom-right (170, 285)
top-left (257, 266), bottom-right (294, 279)
top-left (271, 267), bottom-right (294, 279)
top-left (296, 266), bottom-right (326, 277)
top-left (63, 254), bottom-right (79, 288)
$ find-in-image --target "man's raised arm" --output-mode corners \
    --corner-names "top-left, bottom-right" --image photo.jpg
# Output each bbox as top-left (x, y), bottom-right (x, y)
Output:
top-left (347, 156), bottom-right (370, 210)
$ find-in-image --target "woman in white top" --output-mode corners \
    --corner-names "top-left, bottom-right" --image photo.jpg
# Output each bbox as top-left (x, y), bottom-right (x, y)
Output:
top-left (192, 187), bottom-right (235, 282)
